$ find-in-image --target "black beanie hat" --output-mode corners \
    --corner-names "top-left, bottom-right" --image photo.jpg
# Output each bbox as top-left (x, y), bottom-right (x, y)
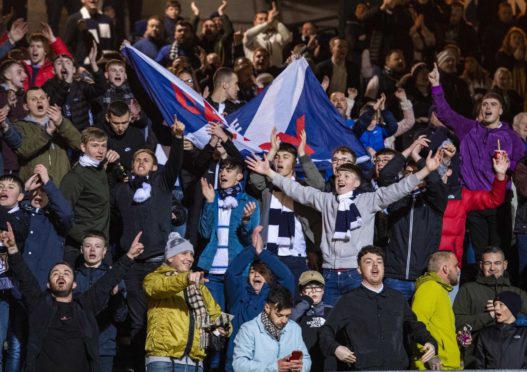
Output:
top-left (495, 291), bottom-right (522, 318)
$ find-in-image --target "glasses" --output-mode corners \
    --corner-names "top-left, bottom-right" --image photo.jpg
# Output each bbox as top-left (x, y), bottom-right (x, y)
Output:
top-left (303, 286), bottom-right (323, 293)
top-left (332, 158), bottom-right (350, 164)
top-left (183, 78), bottom-right (193, 84)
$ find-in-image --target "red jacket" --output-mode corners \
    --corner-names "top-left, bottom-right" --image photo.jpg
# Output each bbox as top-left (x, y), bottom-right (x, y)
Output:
top-left (439, 177), bottom-right (507, 265)
top-left (23, 37), bottom-right (72, 90)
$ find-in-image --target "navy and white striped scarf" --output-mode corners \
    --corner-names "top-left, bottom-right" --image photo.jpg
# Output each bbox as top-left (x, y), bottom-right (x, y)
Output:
top-left (333, 191), bottom-right (362, 240)
top-left (218, 183), bottom-right (242, 210)
top-left (266, 191), bottom-right (295, 254)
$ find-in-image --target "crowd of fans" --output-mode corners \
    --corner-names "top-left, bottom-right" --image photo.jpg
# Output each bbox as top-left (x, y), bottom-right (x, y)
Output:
top-left (0, 0), bottom-right (527, 371)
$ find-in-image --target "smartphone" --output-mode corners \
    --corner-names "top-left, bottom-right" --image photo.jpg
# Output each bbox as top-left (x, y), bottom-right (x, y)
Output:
top-left (289, 350), bottom-right (303, 361)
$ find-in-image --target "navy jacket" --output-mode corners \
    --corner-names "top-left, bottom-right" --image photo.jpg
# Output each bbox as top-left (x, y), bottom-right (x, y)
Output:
top-left (74, 263), bottom-right (127, 356)
top-left (22, 180), bottom-right (74, 289)
top-left (224, 246), bottom-right (295, 372)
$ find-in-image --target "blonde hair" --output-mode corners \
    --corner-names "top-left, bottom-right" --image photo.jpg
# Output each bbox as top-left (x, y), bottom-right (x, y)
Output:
top-left (81, 127), bottom-right (108, 145)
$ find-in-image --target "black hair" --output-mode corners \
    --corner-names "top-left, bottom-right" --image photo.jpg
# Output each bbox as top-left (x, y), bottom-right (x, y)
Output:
top-left (357, 245), bottom-right (385, 264)
top-left (277, 142), bottom-right (298, 158)
top-left (375, 148), bottom-right (397, 158)
top-left (266, 286), bottom-right (294, 311)
top-left (0, 59), bottom-right (22, 82)
top-left (220, 157), bottom-right (244, 173)
top-left (480, 246), bottom-right (506, 261)
top-left (107, 100), bottom-right (130, 117)
top-left (48, 261), bottom-right (76, 281)
top-left (0, 174), bottom-right (24, 194)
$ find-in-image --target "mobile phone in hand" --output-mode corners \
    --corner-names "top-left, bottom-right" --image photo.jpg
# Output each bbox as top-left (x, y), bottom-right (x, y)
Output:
top-left (289, 350), bottom-right (303, 361)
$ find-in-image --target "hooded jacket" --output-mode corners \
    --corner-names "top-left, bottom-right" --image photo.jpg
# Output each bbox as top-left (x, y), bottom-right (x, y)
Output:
top-left (143, 265), bottom-right (226, 361)
top-left (224, 246), bottom-right (294, 372)
top-left (412, 272), bottom-right (460, 370)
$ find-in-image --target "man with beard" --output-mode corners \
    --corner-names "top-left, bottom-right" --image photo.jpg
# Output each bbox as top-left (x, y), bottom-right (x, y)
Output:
top-left (133, 15), bottom-right (165, 59)
top-left (156, 20), bottom-right (201, 69)
top-left (0, 221), bottom-right (144, 372)
top-left (454, 247), bottom-right (527, 368)
top-left (411, 251), bottom-right (461, 370)
top-left (316, 38), bottom-right (360, 95)
top-left (233, 286), bottom-right (311, 372)
top-left (430, 63), bottom-right (524, 270)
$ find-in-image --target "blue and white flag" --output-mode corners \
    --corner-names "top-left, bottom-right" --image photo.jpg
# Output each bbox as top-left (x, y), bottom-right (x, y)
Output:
top-left (123, 45), bottom-right (368, 169)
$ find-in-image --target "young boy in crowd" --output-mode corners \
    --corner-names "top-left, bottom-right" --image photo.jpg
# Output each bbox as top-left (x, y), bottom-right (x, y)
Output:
top-left (23, 24), bottom-right (72, 89)
top-left (353, 94), bottom-right (399, 157)
top-left (198, 156), bottom-right (259, 311)
top-left (75, 231), bottom-right (127, 372)
top-left (291, 270), bottom-right (335, 372)
top-left (60, 127), bottom-right (120, 264)
top-left (43, 42), bottom-right (107, 132)
top-left (249, 129), bottom-right (324, 287)
top-left (475, 291), bottom-right (527, 369)
top-left (0, 174), bottom-right (28, 370)
top-left (246, 146), bottom-right (442, 306)
top-left (224, 225), bottom-right (295, 372)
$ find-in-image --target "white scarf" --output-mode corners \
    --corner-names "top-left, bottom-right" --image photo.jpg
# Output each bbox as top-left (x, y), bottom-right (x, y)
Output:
top-left (79, 154), bottom-right (101, 168)
top-left (133, 182), bottom-right (152, 203)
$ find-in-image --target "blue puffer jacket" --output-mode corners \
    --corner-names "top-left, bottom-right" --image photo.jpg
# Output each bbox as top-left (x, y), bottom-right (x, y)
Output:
top-left (197, 191), bottom-right (259, 271)
top-left (22, 180), bottom-right (73, 289)
top-left (224, 246), bottom-right (295, 372)
top-left (74, 263), bottom-right (127, 356)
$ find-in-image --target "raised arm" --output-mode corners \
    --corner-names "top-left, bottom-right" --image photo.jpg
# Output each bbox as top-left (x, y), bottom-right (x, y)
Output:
top-left (429, 64), bottom-right (475, 139)
top-left (246, 154), bottom-right (329, 212)
top-left (2, 223), bottom-right (41, 311)
top-left (160, 120), bottom-right (185, 190)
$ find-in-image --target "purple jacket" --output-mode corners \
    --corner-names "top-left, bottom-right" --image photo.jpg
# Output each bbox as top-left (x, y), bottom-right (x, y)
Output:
top-left (432, 85), bottom-right (524, 191)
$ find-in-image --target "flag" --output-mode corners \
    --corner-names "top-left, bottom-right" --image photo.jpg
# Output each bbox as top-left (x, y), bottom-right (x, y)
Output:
top-left (121, 45), bottom-right (261, 152)
top-left (123, 45), bottom-right (368, 170)
top-left (226, 58), bottom-right (369, 170)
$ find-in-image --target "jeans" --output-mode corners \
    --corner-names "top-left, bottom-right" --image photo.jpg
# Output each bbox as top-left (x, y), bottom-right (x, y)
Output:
top-left (322, 268), bottom-right (362, 306)
top-left (99, 355), bottom-right (114, 372)
top-left (279, 256), bottom-right (308, 298)
top-left (146, 361), bottom-right (203, 372)
top-left (125, 261), bottom-right (162, 372)
top-left (205, 274), bottom-right (225, 310)
top-left (383, 278), bottom-right (416, 302)
top-left (204, 274), bottom-right (224, 369)
top-left (0, 293), bottom-right (23, 372)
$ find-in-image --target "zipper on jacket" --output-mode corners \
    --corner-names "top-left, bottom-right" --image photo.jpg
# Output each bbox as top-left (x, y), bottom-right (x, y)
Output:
top-left (405, 197), bottom-right (416, 280)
